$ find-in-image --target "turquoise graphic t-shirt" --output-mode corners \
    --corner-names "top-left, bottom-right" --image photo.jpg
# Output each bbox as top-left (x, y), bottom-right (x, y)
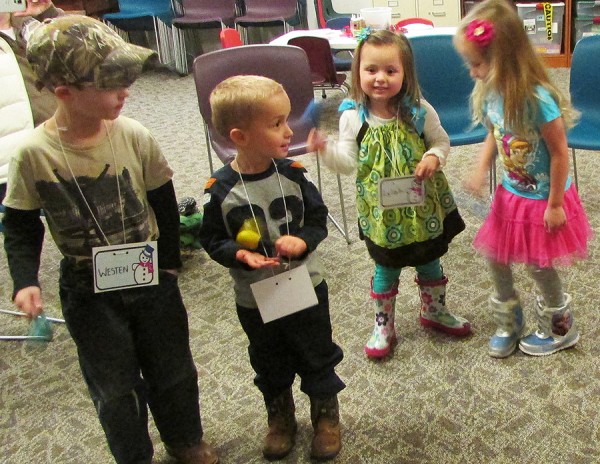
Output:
top-left (485, 86), bottom-right (571, 200)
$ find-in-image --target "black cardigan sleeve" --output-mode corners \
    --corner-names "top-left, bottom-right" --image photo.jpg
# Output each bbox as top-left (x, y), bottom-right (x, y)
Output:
top-left (2, 207), bottom-right (45, 299)
top-left (146, 180), bottom-right (182, 270)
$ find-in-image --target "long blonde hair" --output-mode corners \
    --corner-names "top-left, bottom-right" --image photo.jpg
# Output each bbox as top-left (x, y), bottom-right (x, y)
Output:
top-left (456, 0), bottom-right (577, 136)
top-left (350, 29), bottom-right (421, 125)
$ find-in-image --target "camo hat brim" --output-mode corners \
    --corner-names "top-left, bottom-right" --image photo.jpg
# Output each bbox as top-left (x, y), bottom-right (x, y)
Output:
top-left (26, 15), bottom-right (158, 90)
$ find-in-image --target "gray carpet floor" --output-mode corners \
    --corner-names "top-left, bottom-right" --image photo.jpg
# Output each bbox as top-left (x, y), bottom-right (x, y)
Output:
top-left (2, 67), bottom-right (600, 463)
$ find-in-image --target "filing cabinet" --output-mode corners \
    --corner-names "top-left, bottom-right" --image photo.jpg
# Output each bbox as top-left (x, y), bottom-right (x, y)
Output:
top-left (372, 0), bottom-right (460, 26)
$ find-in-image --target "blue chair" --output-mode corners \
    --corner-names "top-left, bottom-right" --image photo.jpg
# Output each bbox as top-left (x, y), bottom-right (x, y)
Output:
top-left (567, 34), bottom-right (600, 191)
top-left (408, 33), bottom-right (491, 192)
top-left (103, 0), bottom-right (175, 65)
top-left (409, 33), bottom-right (487, 146)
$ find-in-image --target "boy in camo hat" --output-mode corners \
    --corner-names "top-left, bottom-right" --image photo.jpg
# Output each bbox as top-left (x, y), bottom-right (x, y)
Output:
top-left (2, 15), bottom-right (219, 464)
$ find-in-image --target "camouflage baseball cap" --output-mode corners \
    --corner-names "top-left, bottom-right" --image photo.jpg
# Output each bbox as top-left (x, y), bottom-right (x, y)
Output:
top-left (26, 15), bottom-right (158, 90)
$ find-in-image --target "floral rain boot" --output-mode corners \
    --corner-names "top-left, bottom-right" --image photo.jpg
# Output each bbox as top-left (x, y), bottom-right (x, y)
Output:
top-left (489, 295), bottom-right (525, 358)
top-left (519, 293), bottom-right (579, 356)
top-left (416, 276), bottom-right (471, 336)
top-left (364, 281), bottom-right (398, 359)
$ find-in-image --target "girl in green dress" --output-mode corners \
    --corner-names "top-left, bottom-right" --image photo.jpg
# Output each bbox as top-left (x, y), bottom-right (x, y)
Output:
top-left (310, 29), bottom-right (470, 359)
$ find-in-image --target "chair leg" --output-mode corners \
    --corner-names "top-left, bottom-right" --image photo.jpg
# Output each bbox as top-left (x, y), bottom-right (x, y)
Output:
top-left (335, 173), bottom-right (350, 244)
top-left (153, 17), bottom-right (174, 66)
top-left (103, 21), bottom-right (130, 42)
top-left (203, 121), bottom-right (215, 174)
top-left (572, 147), bottom-right (578, 191)
top-left (315, 154), bottom-right (350, 244)
top-left (173, 27), bottom-right (188, 75)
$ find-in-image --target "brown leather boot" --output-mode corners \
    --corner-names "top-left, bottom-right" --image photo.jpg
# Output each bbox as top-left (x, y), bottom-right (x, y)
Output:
top-left (164, 439), bottom-right (219, 464)
top-left (310, 395), bottom-right (341, 461)
top-left (262, 388), bottom-right (297, 461)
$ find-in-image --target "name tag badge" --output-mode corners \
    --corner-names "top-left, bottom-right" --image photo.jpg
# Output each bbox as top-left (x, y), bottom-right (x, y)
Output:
top-left (251, 264), bottom-right (318, 323)
top-left (92, 241), bottom-right (159, 293)
top-left (378, 175), bottom-right (425, 209)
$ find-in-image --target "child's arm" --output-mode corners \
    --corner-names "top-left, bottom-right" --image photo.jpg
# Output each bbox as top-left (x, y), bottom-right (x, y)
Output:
top-left (463, 132), bottom-right (497, 197)
top-left (541, 117), bottom-right (569, 231)
top-left (146, 180), bottom-right (181, 274)
top-left (308, 111), bottom-right (361, 175)
top-left (3, 207), bottom-right (45, 318)
top-left (420, 99), bottom-right (450, 170)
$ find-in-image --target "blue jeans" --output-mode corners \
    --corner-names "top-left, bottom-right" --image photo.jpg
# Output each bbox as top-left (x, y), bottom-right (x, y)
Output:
top-left (236, 281), bottom-right (345, 404)
top-left (59, 260), bottom-right (203, 464)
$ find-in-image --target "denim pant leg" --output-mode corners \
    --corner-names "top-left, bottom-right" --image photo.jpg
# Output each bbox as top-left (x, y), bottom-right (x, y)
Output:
top-left (127, 272), bottom-right (203, 448)
top-left (60, 268), bottom-right (202, 464)
top-left (60, 277), bottom-right (154, 464)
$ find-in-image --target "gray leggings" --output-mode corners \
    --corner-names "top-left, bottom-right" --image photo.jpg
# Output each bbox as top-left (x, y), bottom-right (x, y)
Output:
top-left (487, 259), bottom-right (565, 307)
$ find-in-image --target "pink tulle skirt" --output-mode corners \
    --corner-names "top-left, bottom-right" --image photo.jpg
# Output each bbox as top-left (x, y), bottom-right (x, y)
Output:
top-left (473, 185), bottom-right (592, 267)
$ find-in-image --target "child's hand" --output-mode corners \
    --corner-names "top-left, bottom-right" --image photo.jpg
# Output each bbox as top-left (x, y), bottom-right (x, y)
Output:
top-left (544, 205), bottom-right (567, 232)
top-left (414, 155), bottom-right (440, 181)
top-left (275, 235), bottom-right (307, 259)
top-left (236, 249), bottom-right (280, 269)
top-left (307, 128), bottom-right (328, 153)
top-left (13, 286), bottom-right (43, 318)
top-left (463, 170), bottom-right (487, 198)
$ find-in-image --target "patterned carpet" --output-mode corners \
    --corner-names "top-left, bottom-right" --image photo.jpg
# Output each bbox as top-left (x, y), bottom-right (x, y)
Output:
top-left (2, 67), bottom-right (600, 464)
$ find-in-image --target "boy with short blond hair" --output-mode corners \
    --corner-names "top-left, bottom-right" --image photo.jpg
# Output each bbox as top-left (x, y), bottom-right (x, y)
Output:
top-left (2, 15), bottom-right (217, 464)
top-left (200, 75), bottom-right (345, 461)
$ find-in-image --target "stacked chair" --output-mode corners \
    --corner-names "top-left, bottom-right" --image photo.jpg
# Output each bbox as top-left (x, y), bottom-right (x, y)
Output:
top-left (103, 0), bottom-right (175, 65)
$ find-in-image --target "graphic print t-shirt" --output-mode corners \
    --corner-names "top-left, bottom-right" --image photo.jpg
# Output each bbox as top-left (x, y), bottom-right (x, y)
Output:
top-left (5, 116), bottom-right (172, 262)
top-left (485, 86), bottom-right (570, 199)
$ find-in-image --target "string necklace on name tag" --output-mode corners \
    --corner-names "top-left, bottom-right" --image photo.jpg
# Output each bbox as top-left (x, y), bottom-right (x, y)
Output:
top-left (236, 159), bottom-right (291, 272)
top-left (56, 120), bottom-right (126, 246)
top-left (380, 107), bottom-right (411, 178)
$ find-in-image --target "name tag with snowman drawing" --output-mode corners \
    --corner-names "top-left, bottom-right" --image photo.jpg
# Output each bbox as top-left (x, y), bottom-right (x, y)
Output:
top-left (378, 176), bottom-right (425, 209)
top-left (92, 241), bottom-right (159, 293)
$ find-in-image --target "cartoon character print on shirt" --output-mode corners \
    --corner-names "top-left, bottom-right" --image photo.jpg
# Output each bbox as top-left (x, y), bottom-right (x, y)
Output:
top-left (500, 134), bottom-right (538, 192)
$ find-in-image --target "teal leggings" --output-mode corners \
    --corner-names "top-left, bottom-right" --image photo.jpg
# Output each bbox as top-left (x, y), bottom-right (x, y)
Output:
top-left (372, 259), bottom-right (443, 294)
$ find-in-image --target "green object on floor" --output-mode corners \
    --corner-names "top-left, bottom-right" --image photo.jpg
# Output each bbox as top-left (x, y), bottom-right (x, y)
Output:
top-left (180, 212), bottom-right (203, 249)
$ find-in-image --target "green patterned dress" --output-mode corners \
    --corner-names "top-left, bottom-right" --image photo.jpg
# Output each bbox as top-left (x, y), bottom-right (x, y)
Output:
top-left (356, 118), bottom-right (465, 268)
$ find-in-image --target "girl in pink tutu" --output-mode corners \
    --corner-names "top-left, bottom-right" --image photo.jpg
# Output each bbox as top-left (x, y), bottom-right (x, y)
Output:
top-left (454, 0), bottom-right (592, 357)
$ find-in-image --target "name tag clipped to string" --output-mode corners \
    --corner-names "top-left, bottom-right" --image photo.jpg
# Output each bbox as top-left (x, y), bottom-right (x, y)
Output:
top-left (378, 175), bottom-right (424, 209)
top-left (251, 264), bottom-right (318, 323)
top-left (92, 241), bottom-right (159, 293)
